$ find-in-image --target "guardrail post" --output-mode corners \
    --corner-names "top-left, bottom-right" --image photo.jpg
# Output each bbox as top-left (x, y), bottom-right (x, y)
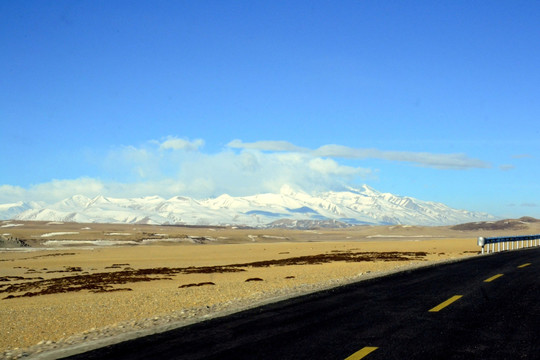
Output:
top-left (478, 237), bottom-right (485, 254)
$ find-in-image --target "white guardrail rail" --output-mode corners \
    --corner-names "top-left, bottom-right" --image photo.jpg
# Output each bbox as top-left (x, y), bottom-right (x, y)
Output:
top-left (478, 234), bottom-right (540, 254)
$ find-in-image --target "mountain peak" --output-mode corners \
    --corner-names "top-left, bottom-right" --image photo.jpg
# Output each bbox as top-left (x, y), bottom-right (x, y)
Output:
top-left (279, 184), bottom-right (296, 195)
top-left (58, 195), bottom-right (91, 208)
top-left (360, 184), bottom-right (380, 195)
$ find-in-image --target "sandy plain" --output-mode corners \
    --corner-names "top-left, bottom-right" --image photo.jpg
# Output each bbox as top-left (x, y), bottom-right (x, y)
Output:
top-left (1, 219), bottom-right (538, 359)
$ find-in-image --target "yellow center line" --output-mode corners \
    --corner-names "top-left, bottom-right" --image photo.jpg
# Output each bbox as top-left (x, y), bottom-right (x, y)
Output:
top-left (429, 295), bottom-right (463, 312)
top-left (518, 263), bottom-right (531, 268)
top-left (345, 347), bottom-right (378, 360)
top-left (484, 274), bottom-right (504, 282)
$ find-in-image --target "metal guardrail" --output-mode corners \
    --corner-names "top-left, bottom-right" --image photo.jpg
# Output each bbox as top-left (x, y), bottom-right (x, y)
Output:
top-left (478, 234), bottom-right (540, 254)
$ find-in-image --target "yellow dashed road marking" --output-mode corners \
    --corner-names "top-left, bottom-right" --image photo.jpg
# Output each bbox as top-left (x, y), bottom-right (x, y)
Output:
top-left (518, 263), bottom-right (531, 268)
top-left (484, 274), bottom-right (504, 282)
top-left (345, 347), bottom-right (378, 360)
top-left (429, 295), bottom-right (463, 312)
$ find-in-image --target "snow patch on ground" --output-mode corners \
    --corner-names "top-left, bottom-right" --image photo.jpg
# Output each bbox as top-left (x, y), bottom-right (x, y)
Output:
top-left (40, 232), bottom-right (80, 238)
top-left (43, 240), bottom-right (139, 246)
top-left (261, 235), bottom-right (288, 240)
top-left (141, 238), bottom-right (188, 244)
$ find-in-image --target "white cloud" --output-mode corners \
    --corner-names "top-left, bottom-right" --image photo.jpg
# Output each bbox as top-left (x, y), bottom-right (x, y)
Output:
top-left (1, 146), bottom-right (373, 203)
top-left (0, 136), bottom-right (491, 204)
top-left (0, 178), bottom-right (105, 203)
top-left (0, 178), bottom-right (191, 204)
top-left (97, 139), bottom-right (374, 198)
top-left (159, 136), bottom-right (204, 151)
top-left (167, 150), bottom-right (372, 197)
top-left (0, 184), bottom-right (26, 203)
top-left (230, 141), bottom-right (490, 170)
top-left (512, 154), bottom-right (533, 159)
top-left (308, 158), bottom-right (363, 176)
top-left (499, 164), bottom-right (515, 171)
top-left (227, 139), bottom-right (306, 152)
top-left (103, 145), bottom-right (160, 180)
top-left (313, 145), bottom-right (490, 170)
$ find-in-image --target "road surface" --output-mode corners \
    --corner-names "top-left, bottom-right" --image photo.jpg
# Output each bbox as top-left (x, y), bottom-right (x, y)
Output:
top-left (61, 248), bottom-right (539, 359)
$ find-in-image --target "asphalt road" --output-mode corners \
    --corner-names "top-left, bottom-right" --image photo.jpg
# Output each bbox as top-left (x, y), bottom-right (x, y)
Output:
top-left (61, 248), bottom-right (539, 360)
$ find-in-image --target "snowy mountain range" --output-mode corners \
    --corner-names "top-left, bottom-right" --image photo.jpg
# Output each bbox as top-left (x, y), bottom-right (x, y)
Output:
top-left (0, 185), bottom-right (496, 227)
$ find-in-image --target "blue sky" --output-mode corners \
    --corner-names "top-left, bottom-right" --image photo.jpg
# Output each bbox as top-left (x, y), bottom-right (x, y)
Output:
top-left (1, 0), bottom-right (539, 218)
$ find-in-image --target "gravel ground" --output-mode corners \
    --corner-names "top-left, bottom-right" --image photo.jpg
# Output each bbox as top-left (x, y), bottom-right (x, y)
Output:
top-left (0, 241), bottom-right (478, 360)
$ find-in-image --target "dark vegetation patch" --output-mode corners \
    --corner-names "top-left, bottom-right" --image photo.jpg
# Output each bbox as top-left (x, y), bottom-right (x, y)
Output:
top-left (1, 266), bottom-right (243, 299)
top-left (245, 278), bottom-right (264, 282)
top-left (93, 287), bottom-right (132, 293)
top-left (33, 252), bottom-right (77, 258)
top-left (105, 264), bottom-right (131, 269)
top-left (46, 266), bottom-right (83, 273)
top-left (0, 276), bottom-right (25, 282)
top-left (0, 276), bottom-right (44, 282)
top-left (189, 236), bottom-right (214, 244)
top-left (285, 276), bottom-right (295, 279)
top-left (232, 251), bottom-right (427, 267)
top-left (179, 282), bottom-right (216, 288)
top-left (1, 251), bottom-right (426, 299)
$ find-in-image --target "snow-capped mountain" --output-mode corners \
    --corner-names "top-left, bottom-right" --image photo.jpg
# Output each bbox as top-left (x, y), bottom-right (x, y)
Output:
top-left (1, 185), bottom-right (496, 227)
top-left (0, 201), bottom-right (36, 220)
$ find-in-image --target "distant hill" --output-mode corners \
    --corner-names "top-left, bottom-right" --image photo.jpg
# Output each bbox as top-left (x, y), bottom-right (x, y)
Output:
top-left (450, 217), bottom-right (539, 231)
